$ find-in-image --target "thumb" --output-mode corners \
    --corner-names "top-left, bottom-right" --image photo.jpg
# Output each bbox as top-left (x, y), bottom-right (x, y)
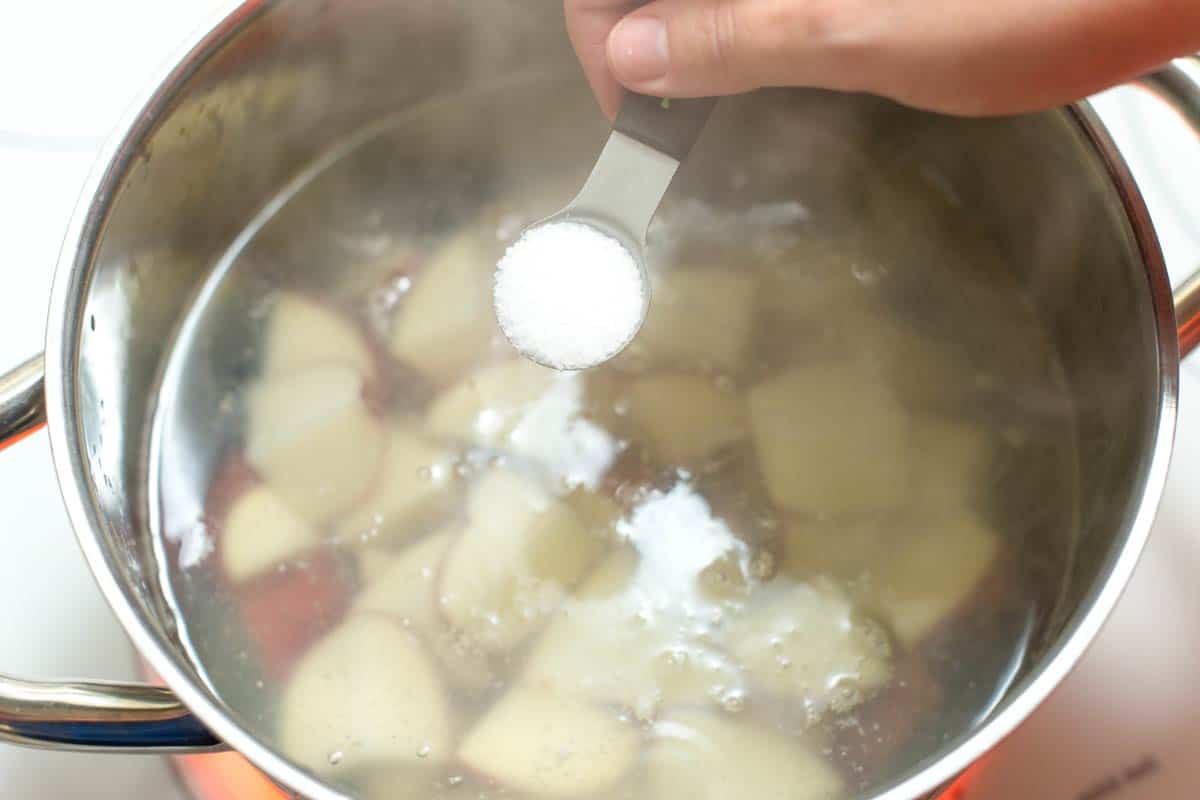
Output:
top-left (605, 0), bottom-right (872, 98)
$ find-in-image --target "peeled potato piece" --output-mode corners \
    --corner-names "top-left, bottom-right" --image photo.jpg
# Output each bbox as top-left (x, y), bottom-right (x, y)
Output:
top-left (624, 374), bottom-right (746, 464)
top-left (438, 470), bottom-right (605, 651)
top-left (729, 577), bottom-right (892, 716)
top-left (757, 232), bottom-right (882, 321)
top-left (279, 615), bottom-right (451, 773)
top-left (646, 711), bottom-right (842, 800)
top-left (336, 426), bottom-right (457, 544)
top-left (360, 768), bottom-right (445, 800)
top-left (262, 293), bottom-right (374, 378)
top-left (781, 517), bottom-right (885, 582)
top-left (425, 359), bottom-right (556, 445)
top-left (458, 687), bottom-right (639, 798)
top-left (523, 551), bottom-right (742, 716)
top-left (747, 363), bottom-right (911, 515)
top-left (357, 530), bottom-right (496, 691)
top-left (246, 364), bottom-right (384, 525)
top-left (389, 229), bottom-right (498, 383)
top-left (864, 512), bottom-right (999, 648)
top-left (355, 532), bottom-right (453, 629)
top-left (220, 485), bottom-right (318, 582)
top-left (842, 310), bottom-right (971, 413)
top-left (911, 417), bottom-right (993, 512)
top-left (635, 267), bottom-right (757, 372)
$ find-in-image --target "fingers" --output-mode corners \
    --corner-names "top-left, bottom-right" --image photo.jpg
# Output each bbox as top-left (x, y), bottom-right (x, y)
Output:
top-left (604, 0), bottom-right (875, 99)
top-left (565, 0), bottom-right (640, 120)
top-left (568, 0), bottom-right (1200, 120)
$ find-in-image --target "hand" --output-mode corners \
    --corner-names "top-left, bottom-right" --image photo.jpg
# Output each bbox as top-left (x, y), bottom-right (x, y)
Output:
top-left (566, 0), bottom-right (1200, 119)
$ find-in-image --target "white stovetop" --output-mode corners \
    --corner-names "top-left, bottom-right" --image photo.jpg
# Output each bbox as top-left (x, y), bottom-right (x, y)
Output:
top-left (1, 5), bottom-right (1198, 799)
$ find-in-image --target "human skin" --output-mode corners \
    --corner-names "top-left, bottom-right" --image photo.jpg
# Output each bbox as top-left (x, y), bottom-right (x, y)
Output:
top-left (565, 0), bottom-right (1200, 119)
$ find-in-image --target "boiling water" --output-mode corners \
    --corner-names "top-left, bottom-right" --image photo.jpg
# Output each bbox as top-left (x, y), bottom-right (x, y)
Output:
top-left (151, 91), bottom-right (1079, 800)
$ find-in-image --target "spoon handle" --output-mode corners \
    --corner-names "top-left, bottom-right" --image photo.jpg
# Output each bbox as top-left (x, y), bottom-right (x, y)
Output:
top-left (614, 94), bottom-right (717, 162)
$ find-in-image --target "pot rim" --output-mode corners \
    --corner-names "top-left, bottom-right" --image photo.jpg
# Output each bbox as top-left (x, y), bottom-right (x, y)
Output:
top-left (41, 2), bottom-right (1179, 798)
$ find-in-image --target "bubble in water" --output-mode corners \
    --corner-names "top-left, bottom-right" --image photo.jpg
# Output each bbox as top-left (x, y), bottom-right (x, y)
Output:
top-left (633, 691), bottom-right (661, 722)
top-left (448, 775), bottom-right (464, 787)
top-left (850, 260), bottom-right (888, 285)
top-left (417, 744), bottom-right (432, 759)
top-left (720, 690), bottom-right (746, 713)
top-left (612, 399), bottom-right (629, 416)
top-left (328, 750), bottom-right (344, 766)
top-left (749, 549), bottom-right (776, 581)
top-left (255, 680), bottom-right (264, 690)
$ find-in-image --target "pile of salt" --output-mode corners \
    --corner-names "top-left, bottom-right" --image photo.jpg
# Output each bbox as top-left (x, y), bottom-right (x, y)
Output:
top-left (494, 221), bottom-right (645, 370)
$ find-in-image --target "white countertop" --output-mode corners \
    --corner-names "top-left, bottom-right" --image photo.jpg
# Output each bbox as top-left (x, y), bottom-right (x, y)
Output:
top-left (0, 5), bottom-right (1197, 799)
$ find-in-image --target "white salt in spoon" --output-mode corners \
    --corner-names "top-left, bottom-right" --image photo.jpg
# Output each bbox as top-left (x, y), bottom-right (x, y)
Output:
top-left (494, 94), bottom-right (716, 371)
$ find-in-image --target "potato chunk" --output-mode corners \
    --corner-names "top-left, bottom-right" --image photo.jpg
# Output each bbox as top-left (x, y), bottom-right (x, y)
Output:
top-left (635, 267), bottom-right (757, 371)
top-left (458, 687), bottom-right (638, 797)
top-left (646, 712), bottom-right (842, 800)
top-left (864, 512), bottom-right (998, 648)
top-left (728, 577), bottom-right (892, 716)
top-left (911, 417), bottom-right (993, 512)
top-left (388, 229), bottom-right (498, 382)
top-left (523, 551), bottom-right (742, 716)
top-left (438, 470), bottom-right (606, 651)
top-left (262, 293), bottom-right (374, 378)
top-left (355, 532), bottom-right (453, 629)
top-left (246, 364), bottom-right (384, 524)
top-left (625, 374), bottom-right (746, 464)
top-left (279, 615), bottom-right (451, 773)
top-left (426, 359), bottom-right (556, 445)
top-left (220, 485), bottom-right (317, 582)
top-left (747, 363), bottom-right (910, 514)
top-left (780, 516), bottom-right (887, 582)
top-left (336, 425), bottom-right (457, 544)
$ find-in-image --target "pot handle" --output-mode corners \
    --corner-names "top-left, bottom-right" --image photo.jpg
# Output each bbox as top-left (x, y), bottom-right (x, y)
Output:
top-left (0, 354), bottom-right (223, 752)
top-left (1136, 56), bottom-right (1200, 357)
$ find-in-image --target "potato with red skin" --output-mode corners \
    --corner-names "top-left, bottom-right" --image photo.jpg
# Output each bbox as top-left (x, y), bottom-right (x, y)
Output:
top-left (205, 456), bottom-right (355, 680)
top-left (235, 551), bottom-right (354, 682)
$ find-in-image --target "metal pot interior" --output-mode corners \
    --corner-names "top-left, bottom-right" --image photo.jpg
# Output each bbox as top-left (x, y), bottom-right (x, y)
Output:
top-left (62, 1), bottom-right (1166, 797)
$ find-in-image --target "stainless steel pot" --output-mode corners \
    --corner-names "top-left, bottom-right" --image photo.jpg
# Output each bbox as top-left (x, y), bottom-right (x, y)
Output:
top-left (1, 2), bottom-right (1199, 798)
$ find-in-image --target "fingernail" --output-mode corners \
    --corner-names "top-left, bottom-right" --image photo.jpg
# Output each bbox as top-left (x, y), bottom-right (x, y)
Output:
top-left (609, 17), bottom-right (669, 83)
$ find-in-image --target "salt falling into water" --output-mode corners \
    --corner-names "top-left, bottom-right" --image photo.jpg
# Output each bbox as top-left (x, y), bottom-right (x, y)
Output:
top-left (494, 221), bottom-right (644, 370)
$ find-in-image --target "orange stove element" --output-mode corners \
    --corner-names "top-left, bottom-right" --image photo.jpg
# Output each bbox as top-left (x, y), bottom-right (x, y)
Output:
top-left (938, 762), bottom-right (986, 799)
top-left (173, 753), bottom-right (289, 800)
top-left (172, 754), bottom-right (988, 800)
